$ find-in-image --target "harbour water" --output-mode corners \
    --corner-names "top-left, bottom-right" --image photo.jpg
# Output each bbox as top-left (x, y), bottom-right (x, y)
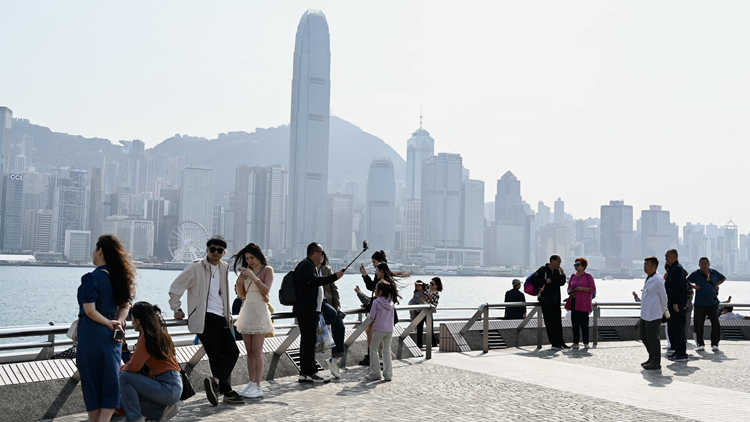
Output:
top-left (2, 266), bottom-right (749, 347)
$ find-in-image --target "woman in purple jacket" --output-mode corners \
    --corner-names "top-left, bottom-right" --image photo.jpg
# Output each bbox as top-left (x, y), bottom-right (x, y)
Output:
top-left (567, 257), bottom-right (597, 348)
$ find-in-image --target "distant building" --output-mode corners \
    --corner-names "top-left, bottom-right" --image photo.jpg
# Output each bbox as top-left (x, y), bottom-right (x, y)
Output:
top-left (539, 223), bottom-right (570, 265)
top-left (421, 153), bottom-right (462, 248)
top-left (1, 173), bottom-right (25, 251)
top-left (64, 230), bottom-right (91, 262)
top-left (723, 220), bottom-right (739, 274)
top-left (326, 193), bottom-right (354, 257)
top-left (641, 205), bottom-right (671, 258)
top-left (129, 139), bottom-right (145, 194)
top-left (366, 158), bottom-right (396, 253)
top-left (405, 118), bottom-right (435, 201)
top-left (234, 164), bottom-right (288, 254)
top-left (600, 200), bottom-right (634, 269)
top-left (494, 171), bottom-right (522, 223)
top-left (23, 209), bottom-right (52, 252)
top-left (179, 165), bottom-right (214, 236)
top-left (287, 9), bottom-right (331, 257)
top-left (121, 219), bottom-right (154, 260)
top-left (145, 197), bottom-right (169, 261)
top-left (461, 179), bottom-right (485, 250)
top-left (554, 198), bottom-right (565, 224)
top-left (402, 200), bottom-right (421, 252)
top-left (51, 169), bottom-right (90, 253)
top-left (0, 107), bottom-right (12, 230)
top-left (89, 167), bottom-right (104, 249)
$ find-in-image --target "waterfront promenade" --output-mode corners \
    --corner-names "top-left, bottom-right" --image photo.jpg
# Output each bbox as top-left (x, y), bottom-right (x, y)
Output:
top-left (45, 340), bottom-right (750, 422)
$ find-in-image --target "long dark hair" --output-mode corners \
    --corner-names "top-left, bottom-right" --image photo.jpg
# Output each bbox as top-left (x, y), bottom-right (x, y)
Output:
top-left (376, 262), bottom-right (407, 304)
top-left (371, 250), bottom-right (387, 263)
top-left (376, 280), bottom-right (401, 304)
top-left (131, 301), bottom-right (175, 361)
top-left (96, 234), bottom-right (136, 307)
top-left (230, 243), bottom-right (267, 274)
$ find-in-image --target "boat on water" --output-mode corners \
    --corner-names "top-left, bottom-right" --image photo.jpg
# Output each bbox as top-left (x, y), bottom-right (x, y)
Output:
top-left (603, 275), bottom-right (614, 281)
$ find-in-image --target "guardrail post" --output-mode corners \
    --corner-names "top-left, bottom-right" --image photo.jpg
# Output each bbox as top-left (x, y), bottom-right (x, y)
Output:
top-left (482, 303), bottom-right (489, 353)
top-left (426, 307), bottom-right (433, 360)
top-left (592, 304), bottom-right (599, 347)
top-left (536, 305), bottom-right (543, 349)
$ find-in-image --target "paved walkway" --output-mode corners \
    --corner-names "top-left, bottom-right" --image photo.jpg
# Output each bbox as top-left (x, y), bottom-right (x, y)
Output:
top-left (44, 341), bottom-right (750, 421)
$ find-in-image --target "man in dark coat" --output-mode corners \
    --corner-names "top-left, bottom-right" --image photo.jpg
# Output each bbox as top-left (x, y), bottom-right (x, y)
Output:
top-left (504, 279), bottom-right (527, 320)
top-left (664, 249), bottom-right (688, 362)
top-left (533, 255), bottom-right (568, 349)
top-left (293, 242), bottom-right (345, 383)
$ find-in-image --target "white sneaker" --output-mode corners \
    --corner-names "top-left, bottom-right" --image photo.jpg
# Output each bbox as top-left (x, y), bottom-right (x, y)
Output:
top-left (328, 358), bottom-right (341, 378)
top-left (695, 345), bottom-right (705, 351)
top-left (242, 383), bottom-right (263, 398)
top-left (712, 345), bottom-right (720, 351)
top-left (159, 403), bottom-right (180, 421)
top-left (238, 382), bottom-right (256, 396)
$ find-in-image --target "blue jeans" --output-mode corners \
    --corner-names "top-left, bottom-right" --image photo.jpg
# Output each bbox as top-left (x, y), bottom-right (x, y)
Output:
top-left (321, 300), bottom-right (345, 357)
top-left (119, 369), bottom-right (182, 421)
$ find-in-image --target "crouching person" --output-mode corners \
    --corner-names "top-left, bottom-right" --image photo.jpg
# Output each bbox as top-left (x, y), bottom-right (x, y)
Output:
top-left (120, 302), bottom-right (182, 422)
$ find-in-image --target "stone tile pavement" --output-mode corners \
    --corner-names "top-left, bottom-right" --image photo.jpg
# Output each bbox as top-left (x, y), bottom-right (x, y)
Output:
top-left (44, 340), bottom-right (750, 421)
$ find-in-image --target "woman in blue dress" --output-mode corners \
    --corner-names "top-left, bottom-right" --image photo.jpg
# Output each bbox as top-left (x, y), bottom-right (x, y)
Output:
top-left (77, 234), bottom-right (136, 422)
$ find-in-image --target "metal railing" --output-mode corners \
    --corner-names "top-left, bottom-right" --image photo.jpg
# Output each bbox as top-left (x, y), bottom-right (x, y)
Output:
top-left (0, 304), bottom-right (436, 370)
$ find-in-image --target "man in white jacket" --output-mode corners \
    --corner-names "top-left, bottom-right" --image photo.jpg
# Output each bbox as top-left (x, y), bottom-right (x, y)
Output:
top-left (640, 256), bottom-right (668, 370)
top-left (169, 236), bottom-right (243, 405)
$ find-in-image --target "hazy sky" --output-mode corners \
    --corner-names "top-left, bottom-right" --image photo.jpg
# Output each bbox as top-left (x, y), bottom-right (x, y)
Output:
top-left (1, 1), bottom-right (748, 233)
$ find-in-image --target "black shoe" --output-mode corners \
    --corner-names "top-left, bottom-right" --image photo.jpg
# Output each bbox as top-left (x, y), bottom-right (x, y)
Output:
top-left (561, 344), bottom-right (570, 349)
top-left (204, 378), bottom-right (218, 406)
top-left (643, 363), bottom-right (661, 370)
top-left (359, 355), bottom-right (370, 366)
top-left (223, 390), bottom-right (244, 404)
top-left (298, 372), bottom-right (329, 383)
top-left (640, 360), bottom-right (651, 367)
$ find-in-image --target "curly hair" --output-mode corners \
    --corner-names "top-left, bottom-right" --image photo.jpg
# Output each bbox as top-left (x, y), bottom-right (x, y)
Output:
top-left (96, 234), bottom-right (136, 307)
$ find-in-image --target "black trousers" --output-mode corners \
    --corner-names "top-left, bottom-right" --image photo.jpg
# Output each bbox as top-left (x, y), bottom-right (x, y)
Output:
top-left (196, 313), bottom-right (239, 394)
top-left (693, 304), bottom-right (720, 347)
top-left (666, 308), bottom-right (686, 356)
top-left (416, 317), bottom-right (438, 348)
top-left (639, 318), bottom-right (661, 366)
top-left (541, 302), bottom-right (564, 347)
top-left (571, 309), bottom-right (589, 344)
top-left (297, 314), bottom-right (319, 376)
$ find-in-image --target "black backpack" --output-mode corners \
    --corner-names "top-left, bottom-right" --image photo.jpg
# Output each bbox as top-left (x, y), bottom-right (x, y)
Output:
top-left (278, 270), bottom-right (296, 306)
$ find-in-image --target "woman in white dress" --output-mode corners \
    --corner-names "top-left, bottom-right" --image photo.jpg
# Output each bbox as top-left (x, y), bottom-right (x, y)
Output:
top-left (231, 243), bottom-right (274, 398)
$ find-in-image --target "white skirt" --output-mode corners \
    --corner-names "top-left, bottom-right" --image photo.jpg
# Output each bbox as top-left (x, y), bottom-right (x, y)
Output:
top-left (235, 298), bottom-right (274, 335)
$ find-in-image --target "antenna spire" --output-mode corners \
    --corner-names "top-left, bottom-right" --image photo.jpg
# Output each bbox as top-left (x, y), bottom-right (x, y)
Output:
top-left (419, 108), bottom-right (423, 129)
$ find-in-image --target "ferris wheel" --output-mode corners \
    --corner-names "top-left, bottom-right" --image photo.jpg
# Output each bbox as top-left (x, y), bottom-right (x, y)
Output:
top-left (168, 221), bottom-right (209, 262)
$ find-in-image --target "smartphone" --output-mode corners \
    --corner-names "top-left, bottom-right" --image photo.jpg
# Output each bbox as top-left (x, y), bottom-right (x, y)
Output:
top-left (113, 330), bottom-right (124, 341)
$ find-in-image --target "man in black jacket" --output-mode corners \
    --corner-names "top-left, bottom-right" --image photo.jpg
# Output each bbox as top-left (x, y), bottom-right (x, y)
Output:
top-left (504, 279), bottom-right (527, 320)
top-left (664, 249), bottom-right (688, 362)
top-left (534, 255), bottom-right (568, 349)
top-left (293, 242), bottom-right (345, 383)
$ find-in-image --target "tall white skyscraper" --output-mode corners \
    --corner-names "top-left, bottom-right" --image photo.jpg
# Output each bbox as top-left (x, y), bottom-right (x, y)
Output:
top-left (405, 118), bottom-right (435, 201)
top-left (179, 165), bottom-right (214, 236)
top-left (287, 9), bottom-right (331, 257)
top-left (0, 107), bottom-right (11, 181)
top-left (366, 158), bottom-right (396, 253)
top-left (461, 179), bottom-right (485, 249)
top-left (326, 193), bottom-right (354, 256)
top-left (421, 153), bottom-right (463, 248)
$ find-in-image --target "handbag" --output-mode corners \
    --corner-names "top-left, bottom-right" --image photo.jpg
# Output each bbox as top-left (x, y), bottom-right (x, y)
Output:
top-left (180, 369), bottom-right (196, 400)
top-left (315, 314), bottom-right (335, 353)
top-left (66, 318), bottom-right (79, 343)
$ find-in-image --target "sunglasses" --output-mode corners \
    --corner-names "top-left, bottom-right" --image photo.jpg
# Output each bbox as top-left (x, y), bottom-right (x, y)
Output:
top-left (430, 282), bottom-right (435, 286)
top-left (209, 247), bottom-right (225, 254)
top-left (574, 263), bottom-right (582, 267)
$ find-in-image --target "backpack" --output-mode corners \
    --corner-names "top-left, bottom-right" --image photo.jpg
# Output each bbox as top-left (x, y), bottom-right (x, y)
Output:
top-left (278, 270), bottom-right (296, 306)
top-left (524, 271), bottom-right (545, 296)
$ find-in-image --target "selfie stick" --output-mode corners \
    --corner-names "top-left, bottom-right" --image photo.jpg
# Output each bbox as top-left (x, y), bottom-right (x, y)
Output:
top-left (342, 240), bottom-right (369, 272)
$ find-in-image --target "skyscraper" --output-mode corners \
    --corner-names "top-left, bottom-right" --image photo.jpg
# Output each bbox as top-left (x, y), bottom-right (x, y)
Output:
top-left (129, 139), bottom-right (145, 194)
top-left (0, 107), bottom-right (12, 230)
top-left (326, 193), bottom-right (354, 256)
top-left (89, 167), bottom-right (104, 249)
top-left (1, 173), bottom-right (24, 251)
top-left (405, 118), bottom-right (435, 201)
top-left (366, 158), bottom-right (396, 253)
top-left (287, 9), bottom-right (331, 257)
top-left (234, 164), bottom-right (288, 254)
top-left (494, 171), bottom-right (522, 223)
top-left (461, 179), bottom-right (485, 249)
top-left (421, 153), bottom-right (462, 248)
top-left (601, 200), bottom-right (634, 269)
top-left (554, 198), bottom-right (565, 223)
top-left (723, 220), bottom-right (739, 274)
top-left (51, 169), bottom-right (90, 252)
top-left (179, 165), bottom-right (214, 236)
top-left (640, 205), bottom-right (672, 258)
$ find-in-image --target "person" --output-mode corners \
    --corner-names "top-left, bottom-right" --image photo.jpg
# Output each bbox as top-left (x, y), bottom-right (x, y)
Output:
top-left (365, 280), bottom-right (400, 381)
top-left (231, 243), bottom-right (274, 399)
top-left (664, 249), bottom-right (689, 362)
top-left (720, 306), bottom-right (750, 320)
top-left (416, 277), bottom-right (442, 348)
top-left (640, 256), bottom-right (668, 370)
top-left (168, 236), bottom-right (243, 405)
top-left (687, 257), bottom-right (726, 351)
top-left (504, 279), bottom-right (526, 320)
top-left (409, 280), bottom-right (428, 321)
top-left (319, 252), bottom-right (346, 378)
top-left (358, 250), bottom-right (388, 365)
top-left (77, 234), bottom-right (136, 422)
top-left (293, 242), bottom-right (345, 383)
top-left (567, 257), bottom-right (596, 348)
top-left (119, 302), bottom-right (182, 422)
top-left (533, 255), bottom-right (568, 350)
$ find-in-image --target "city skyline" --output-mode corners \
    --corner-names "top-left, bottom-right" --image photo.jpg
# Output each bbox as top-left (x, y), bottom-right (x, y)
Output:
top-left (0, 2), bottom-right (747, 231)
